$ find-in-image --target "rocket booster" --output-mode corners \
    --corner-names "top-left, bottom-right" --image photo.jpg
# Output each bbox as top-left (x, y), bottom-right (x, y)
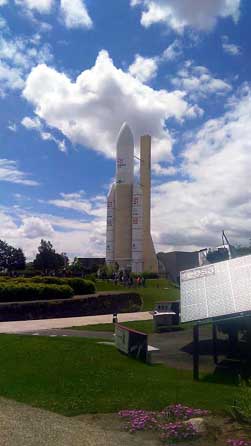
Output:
top-left (116, 122), bottom-right (134, 185)
top-left (106, 122), bottom-right (134, 267)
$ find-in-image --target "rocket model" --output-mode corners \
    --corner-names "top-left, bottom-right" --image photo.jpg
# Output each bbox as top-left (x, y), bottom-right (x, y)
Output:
top-left (106, 122), bottom-right (158, 273)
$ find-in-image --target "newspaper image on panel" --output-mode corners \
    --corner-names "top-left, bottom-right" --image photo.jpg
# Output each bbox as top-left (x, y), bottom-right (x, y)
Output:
top-left (180, 254), bottom-right (251, 323)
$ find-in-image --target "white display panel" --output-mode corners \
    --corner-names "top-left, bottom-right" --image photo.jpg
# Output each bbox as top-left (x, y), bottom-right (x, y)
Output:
top-left (180, 254), bottom-right (251, 323)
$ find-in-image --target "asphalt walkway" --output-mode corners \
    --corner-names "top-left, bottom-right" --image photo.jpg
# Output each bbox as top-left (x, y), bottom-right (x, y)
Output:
top-left (0, 311), bottom-right (152, 333)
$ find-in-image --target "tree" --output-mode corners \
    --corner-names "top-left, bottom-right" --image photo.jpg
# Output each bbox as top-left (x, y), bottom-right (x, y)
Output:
top-left (33, 240), bottom-right (66, 274)
top-left (0, 240), bottom-right (26, 272)
top-left (69, 258), bottom-right (84, 275)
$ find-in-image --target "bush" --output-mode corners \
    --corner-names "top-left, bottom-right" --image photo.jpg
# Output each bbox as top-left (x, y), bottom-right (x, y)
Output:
top-left (0, 283), bottom-right (73, 302)
top-left (230, 383), bottom-right (251, 424)
top-left (29, 276), bottom-right (64, 285)
top-left (13, 276), bottom-right (96, 295)
top-left (84, 273), bottom-right (97, 283)
top-left (63, 278), bottom-right (95, 294)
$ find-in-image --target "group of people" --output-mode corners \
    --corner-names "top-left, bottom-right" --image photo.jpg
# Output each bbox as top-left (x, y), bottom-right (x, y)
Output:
top-left (111, 271), bottom-right (146, 288)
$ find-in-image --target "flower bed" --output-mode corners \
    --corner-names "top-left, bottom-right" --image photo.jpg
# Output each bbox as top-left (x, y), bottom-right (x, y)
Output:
top-left (119, 404), bottom-right (209, 443)
top-left (227, 440), bottom-right (251, 446)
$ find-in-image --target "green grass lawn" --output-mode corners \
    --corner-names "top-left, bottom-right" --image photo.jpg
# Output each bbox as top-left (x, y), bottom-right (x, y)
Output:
top-left (0, 334), bottom-right (235, 416)
top-left (96, 278), bottom-right (180, 311)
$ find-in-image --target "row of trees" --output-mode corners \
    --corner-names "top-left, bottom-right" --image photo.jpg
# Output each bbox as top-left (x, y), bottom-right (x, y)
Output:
top-left (1, 238), bottom-right (251, 275)
top-left (0, 239), bottom-right (69, 274)
top-left (0, 240), bottom-right (25, 272)
top-left (0, 239), bottom-right (103, 275)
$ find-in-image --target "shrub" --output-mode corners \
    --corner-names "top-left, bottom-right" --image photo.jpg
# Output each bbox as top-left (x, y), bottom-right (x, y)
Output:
top-left (14, 276), bottom-right (96, 295)
top-left (0, 283), bottom-right (73, 302)
top-left (84, 273), bottom-right (97, 283)
top-left (0, 276), bottom-right (11, 281)
top-left (63, 278), bottom-right (95, 295)
top-left (230, 383), bottom-right (251, 424)
top-left (29, 276), bottom-right (65, 285)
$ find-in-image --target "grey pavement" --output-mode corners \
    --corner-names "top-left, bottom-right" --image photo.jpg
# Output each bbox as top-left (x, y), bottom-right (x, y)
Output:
top-left (0, 311), bottom-right (152, 333)
top-left (0, 397), bottom-right (160, 446)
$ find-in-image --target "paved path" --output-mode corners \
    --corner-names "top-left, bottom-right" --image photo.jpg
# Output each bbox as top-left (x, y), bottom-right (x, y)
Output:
top-left (0, 311), bottom-right (152, 333)
top-left (0, 397), bottom-right (160, 446)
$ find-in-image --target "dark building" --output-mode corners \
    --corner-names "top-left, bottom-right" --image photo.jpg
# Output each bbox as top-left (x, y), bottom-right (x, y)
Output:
top-left (77, 258), bottom-right (105, 273)
top-left (157, 251), bottom-right (199, 284)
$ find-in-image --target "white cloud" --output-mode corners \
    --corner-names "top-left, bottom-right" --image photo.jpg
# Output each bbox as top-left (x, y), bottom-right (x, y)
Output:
top-left (0, 159), bottom-right (38, 186)
top-left (21, 116), bottom-right (67, 152)
top-left (15, 0), bottom-right (54, 13)
top-left (21, 116), bottom-right (42, 129)
top-left (129, 54), bottom-right (158, 83)
top-left (0, 64), bottom-right (24, 96)
top-left (60, 0), bottom-right (92, 29)
top-left (152, 164), bottom-right (177, 176)
top-left (49, 191), bottom-right (106, 218)
top-left (131, 0), bottom-right (241, 32)
top-left (222, 35), bottom-right (241, 55)
top-left (7, 122), bottom-right (17, 132)
top-left (0, 34), bottom-right (53, 95)
top-left (162, 40), bottom-right (182, 61)
top-left (0, 193), bottom-right (107, 260)
top-left (172, 61), bottom-right (232, 100)
top-left (151, 84), bottom-right (251, 252)
top-left (18, 217), bottom-right (54, 239)
top-left (2, 0), bottom-right (93, 29)
top-left (2, 80), bottom-right (251, 261)
top-left (23, 49), bottom-right (200, 164)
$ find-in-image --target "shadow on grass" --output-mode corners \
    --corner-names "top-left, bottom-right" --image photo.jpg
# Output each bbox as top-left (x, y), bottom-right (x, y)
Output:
top-left (202, 360), bottom-right (242, 385)
top-left (181, 339), bottom-right (230, 355)
top-left (202, 357), bottom-right (251, 386)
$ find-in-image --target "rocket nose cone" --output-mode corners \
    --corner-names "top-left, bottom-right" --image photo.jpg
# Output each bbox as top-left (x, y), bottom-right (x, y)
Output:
top-left (116, 122), bottom-right (134, 150)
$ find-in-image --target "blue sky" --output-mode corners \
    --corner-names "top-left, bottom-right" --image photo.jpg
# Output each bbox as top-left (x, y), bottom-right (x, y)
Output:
top-left (0, 0), bottom-right (250, 260)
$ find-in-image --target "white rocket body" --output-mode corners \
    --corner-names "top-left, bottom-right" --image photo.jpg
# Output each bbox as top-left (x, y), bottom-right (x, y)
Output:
top-left (106, 122), bottom-right (158, 273)
top-left (106, 123), bottom-right (134, 269)
top-left (116, 123), bottom-right (134, 185)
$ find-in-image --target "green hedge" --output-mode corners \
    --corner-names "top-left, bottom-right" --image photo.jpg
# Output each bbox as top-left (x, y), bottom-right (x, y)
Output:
top-left (0, 292), bottom-right (142, 321)
top-left (62, 278), bottom-right (95, 295)
top-left (30, 276), bottom-right (95, 294)
top-left (0, 283), bottom-right (73, 303)
top-left (8, 276), bottom-right (96, 295)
